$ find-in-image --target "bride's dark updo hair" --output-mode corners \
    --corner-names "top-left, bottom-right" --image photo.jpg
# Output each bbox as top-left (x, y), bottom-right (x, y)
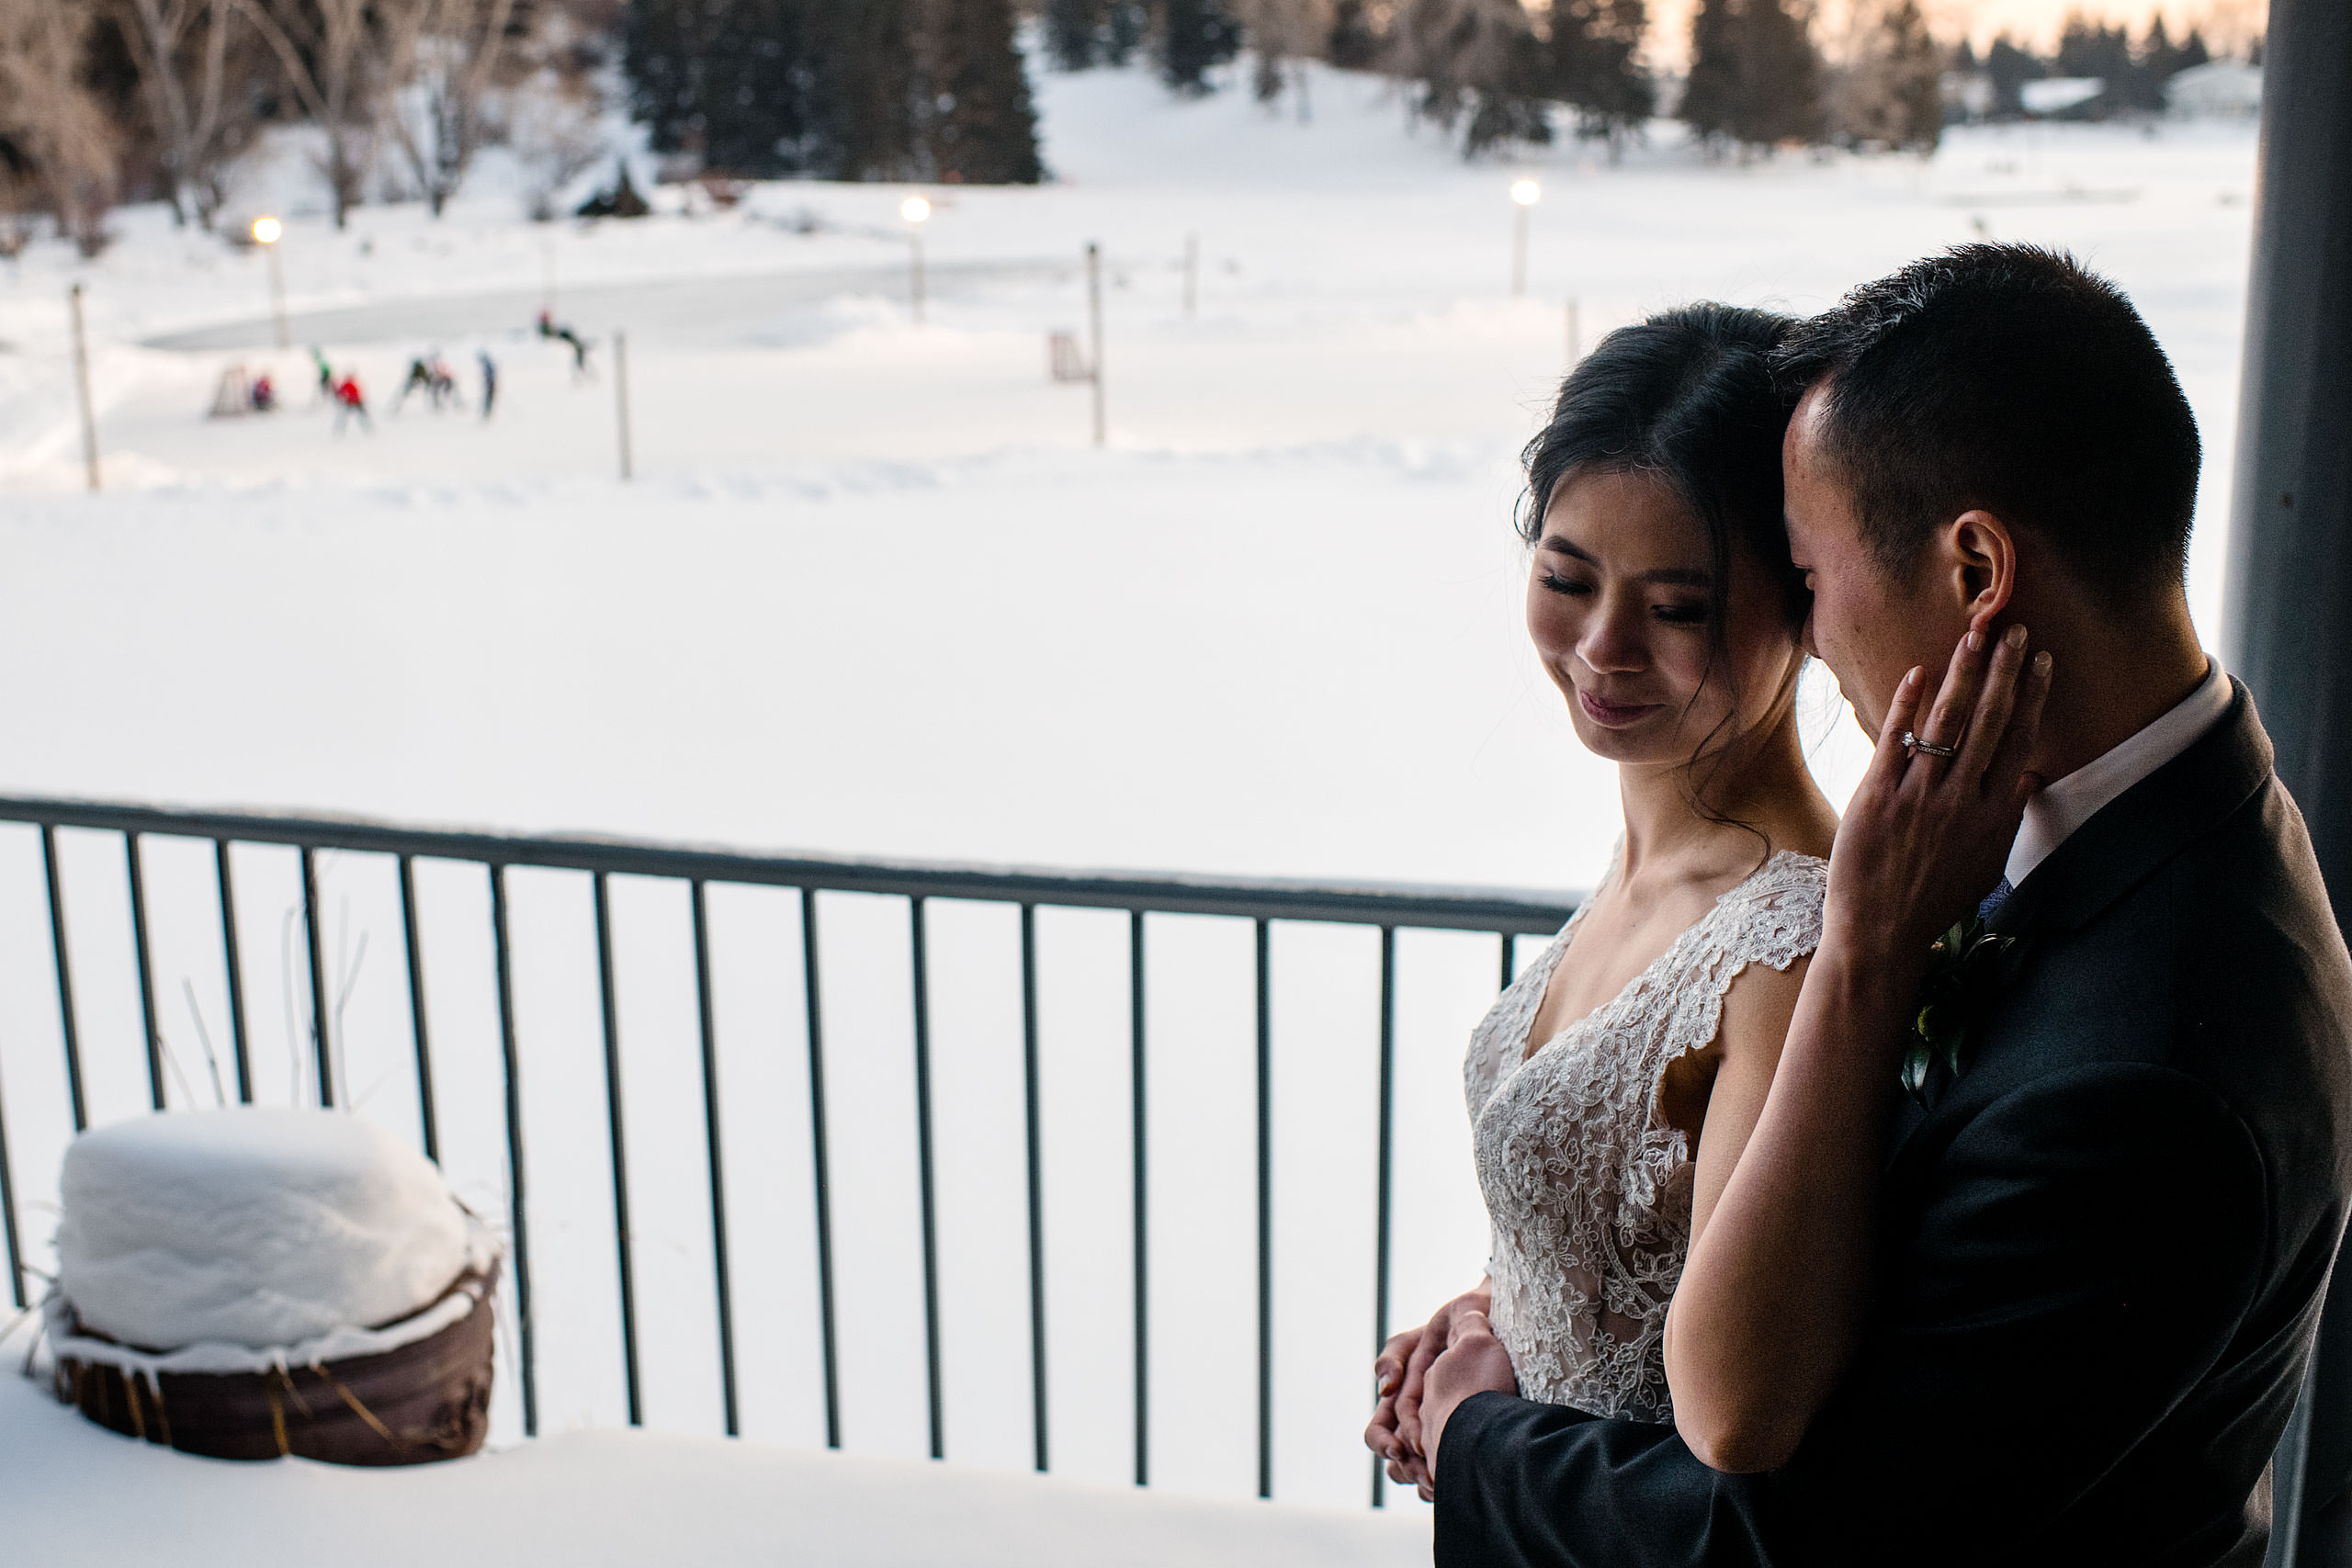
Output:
top-left (1520, 303), bottom-right (1808, 642)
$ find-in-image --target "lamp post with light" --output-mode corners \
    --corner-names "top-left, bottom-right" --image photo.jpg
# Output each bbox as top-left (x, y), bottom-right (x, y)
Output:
top-left (252, 216), bottom-right (288, 350)
top-left (1510, 179), bottom-right (1540, 298)
top-left (901, 196), bottom-right (931, 324)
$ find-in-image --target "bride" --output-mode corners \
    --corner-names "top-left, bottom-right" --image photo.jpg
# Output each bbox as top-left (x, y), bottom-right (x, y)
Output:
top-left (1365, 302), bottom-right (2042, 1495)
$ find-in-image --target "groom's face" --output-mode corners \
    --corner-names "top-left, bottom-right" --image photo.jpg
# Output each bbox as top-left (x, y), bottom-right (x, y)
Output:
top-left (1782, 387), bottom-right (1969, 737)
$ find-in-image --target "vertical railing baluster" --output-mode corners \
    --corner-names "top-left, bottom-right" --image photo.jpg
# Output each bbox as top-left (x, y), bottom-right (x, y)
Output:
top-left (909, 896), bottom-right (945, 1461)
top-left (801, 887), bottom-right (842, 1449)
top-left (1021, 901), bottom-right (1048, 1473)
top-left (42, 826), bottom-right (85, 1132)
top-left (124, 834), bottom-right (164, 1111)
top-left (489, 863), bottom-right (538, 1437)
top-left (1499, 930), bottom-right (1517, 991)
top-left (690, 880), bottom-right (741, 1437)
top-left (215, 841), bottom-right (253, 1104)
top-left (0, 1048), bottom-right (23, 1309)
top-left (1371, 924), bottom-right (1397, 1508)
top-left (593, 874), bottom-right (642, 1427)
top-left (398, 855), bottom-right (438, 1160)
top-left (1129, 908), bottom-right (1148, 1489)
top-left (300, 847), bottom-right (334, 1107)
top-left (1255, 916), bottom-right (1273, 1502)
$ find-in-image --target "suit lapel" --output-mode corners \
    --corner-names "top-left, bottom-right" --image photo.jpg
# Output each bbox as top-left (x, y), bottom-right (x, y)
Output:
top-left (1879, 682), bottom-right (2276, 1179)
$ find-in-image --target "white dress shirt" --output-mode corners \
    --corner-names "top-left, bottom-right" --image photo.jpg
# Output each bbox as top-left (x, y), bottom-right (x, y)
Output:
top-left (2004, 657), bottom-right (2234, 889)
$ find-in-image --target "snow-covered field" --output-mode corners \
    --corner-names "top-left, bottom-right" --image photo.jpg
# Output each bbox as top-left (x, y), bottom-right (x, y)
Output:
top-left (0, 55), bottom-right (2259, 1551)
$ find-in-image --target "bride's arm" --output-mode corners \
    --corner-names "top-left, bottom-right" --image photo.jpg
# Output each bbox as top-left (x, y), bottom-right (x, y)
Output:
top-left (1663, 625), bottom-right (2052, 1474)
top-left (1662, 941), bottom-right (1908, 1472)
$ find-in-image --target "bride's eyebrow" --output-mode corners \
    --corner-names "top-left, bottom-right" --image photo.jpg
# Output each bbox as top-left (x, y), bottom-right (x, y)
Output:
top-left (1540, 536), bottom-right (1713, 588)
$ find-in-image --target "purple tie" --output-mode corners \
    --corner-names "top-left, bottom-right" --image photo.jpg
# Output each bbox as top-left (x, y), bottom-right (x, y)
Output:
top-left (1978, 877), bottom-right (2015, 923)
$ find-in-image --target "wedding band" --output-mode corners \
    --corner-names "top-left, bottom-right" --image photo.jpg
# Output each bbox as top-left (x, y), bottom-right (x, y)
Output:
top-left (1902, 730), bottom-right (1961, 759)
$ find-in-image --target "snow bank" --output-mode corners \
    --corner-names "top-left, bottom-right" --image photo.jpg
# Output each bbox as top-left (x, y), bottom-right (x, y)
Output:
top-left (0, 1351), bottom-right (1432, 1568)
top-left (56, 1109), bottom-right (477, 1350)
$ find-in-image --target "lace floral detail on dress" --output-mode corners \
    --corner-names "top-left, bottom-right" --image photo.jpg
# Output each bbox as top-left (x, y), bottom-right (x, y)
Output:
top-left (1464, 848), bottom-right (1826, 1421)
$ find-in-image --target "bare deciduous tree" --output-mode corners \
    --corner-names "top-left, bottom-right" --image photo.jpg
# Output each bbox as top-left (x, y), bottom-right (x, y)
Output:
top-left (107, 0), bottom-right (236, 226)
top-left (0, 0), bottom-right (122, 253)
top-left (1233, 0), bottom-right (1333, 119)
top-left (229, 0), bottom-right (381, 226)
top-left (380, 0), bottom-right (521, 217)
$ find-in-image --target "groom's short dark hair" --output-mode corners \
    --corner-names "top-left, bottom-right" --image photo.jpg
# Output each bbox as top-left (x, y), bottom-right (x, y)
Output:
top-left (1774, 244), bottom-right (2199, 602)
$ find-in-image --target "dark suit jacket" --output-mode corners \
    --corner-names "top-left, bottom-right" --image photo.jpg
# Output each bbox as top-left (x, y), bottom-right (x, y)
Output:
top-left (1436, 682), bottom-right (2352, 1568)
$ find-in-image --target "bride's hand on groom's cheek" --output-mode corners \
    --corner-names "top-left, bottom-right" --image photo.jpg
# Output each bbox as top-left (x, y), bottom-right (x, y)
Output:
top-left (1826, 619), bottom-right (2055, 966)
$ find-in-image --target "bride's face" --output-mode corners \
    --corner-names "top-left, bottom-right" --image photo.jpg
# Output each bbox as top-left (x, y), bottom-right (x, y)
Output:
top-left (1526, 467), bottom-right (1804, 770)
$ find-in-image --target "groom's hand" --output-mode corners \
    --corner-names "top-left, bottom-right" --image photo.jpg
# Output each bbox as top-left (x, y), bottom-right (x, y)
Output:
top-left (1420, 1308), bottom-right (1518, 1499)
top-left (1366, 1282), bottom-right (1491, 1494)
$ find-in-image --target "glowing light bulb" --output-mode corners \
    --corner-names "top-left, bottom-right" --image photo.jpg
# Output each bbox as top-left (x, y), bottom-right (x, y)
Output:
top-left (251, 216), bottom-right (283, 244)
top-left (901, 197), bottom-right (932, 224)
top-left (1510, 180), bottom-right (1542, 208)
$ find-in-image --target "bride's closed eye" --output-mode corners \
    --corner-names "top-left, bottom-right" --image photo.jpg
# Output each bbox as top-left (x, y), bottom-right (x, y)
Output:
top-left (1540, 572), bottom-right (1590, 597)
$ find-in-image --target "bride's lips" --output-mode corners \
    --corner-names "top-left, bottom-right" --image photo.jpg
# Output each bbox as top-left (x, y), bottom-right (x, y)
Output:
top-left (1577, 688), bottom-right (1664, 727)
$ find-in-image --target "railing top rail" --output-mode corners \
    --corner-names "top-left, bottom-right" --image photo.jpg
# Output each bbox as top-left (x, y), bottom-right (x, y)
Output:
top-left (0, 795), bottom-right (1582, 935)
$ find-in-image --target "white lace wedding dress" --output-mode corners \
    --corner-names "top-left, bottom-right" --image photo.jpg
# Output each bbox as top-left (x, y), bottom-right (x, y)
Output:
top-left (1464, 846), bottom-right (1827, 1421)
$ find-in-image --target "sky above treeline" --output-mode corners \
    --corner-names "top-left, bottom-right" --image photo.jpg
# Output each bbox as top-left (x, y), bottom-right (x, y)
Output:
top-left (1638, 0), bottom-right (2264, 66)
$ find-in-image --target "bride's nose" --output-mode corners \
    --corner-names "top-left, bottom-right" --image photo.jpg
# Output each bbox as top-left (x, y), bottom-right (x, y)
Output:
top-left (1577, 600), bottom-right (1647, 674)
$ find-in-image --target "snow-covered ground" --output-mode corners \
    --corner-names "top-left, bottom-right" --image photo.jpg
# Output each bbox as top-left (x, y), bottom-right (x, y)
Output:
top-left (0, 56), bottom-right (2260, 1550)
top-left (0, 1330), bottom-right (1431, 1565)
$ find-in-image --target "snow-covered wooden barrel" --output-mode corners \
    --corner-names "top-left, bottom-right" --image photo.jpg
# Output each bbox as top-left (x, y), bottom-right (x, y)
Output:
top-left (45, 1108), bottom-right (502, 1465)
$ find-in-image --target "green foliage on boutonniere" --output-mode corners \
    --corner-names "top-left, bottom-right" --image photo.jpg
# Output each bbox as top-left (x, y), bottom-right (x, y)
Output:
top-left (1903, 915), bottom-right (2018, 1105)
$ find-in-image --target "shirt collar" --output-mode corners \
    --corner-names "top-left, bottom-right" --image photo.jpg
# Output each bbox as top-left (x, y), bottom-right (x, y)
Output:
top-left (2004, 657), bottom-right (2233, 889)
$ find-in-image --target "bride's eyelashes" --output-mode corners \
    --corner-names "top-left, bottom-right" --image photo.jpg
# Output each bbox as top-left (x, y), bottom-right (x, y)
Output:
top-left (1540, 572), bottom-right (1710, 626)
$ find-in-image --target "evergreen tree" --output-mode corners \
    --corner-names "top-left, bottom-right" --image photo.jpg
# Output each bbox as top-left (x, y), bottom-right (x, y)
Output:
top-left (626, 0), bottom-right (1041, 184)
top-left (1157, 0), bottom-right (1242, 93)
top-left (1681, 0), bottom-right (1821, 153)
top-left (1106, 3), bottom-right (1148, 63)
top-left (2054, 17), bottom-right (2129, 81)
top-left (814, 0), bottom-right (923, 180)
top-left (1463, 22), bottom-right (1553, 153)
top-left (1549, 0), bottom-right (1653, 150)
top-left (1983, 32), bottom-right (2041, 118)
top-left (2051, 16), bottom-right (2128, 117)
top-left (1679, 0), bottom-right (1740, 146)
top-left (2128, 16), bottom-right (2191, 112)
top-left (1046, 0), bottom-right (1106, 69)
top-left (925, 0), bottom-right (1046, 182)
top-left (1736, 0), bottom-right (1821, 145)
top-left (1327, 0), bottom-right (1378, 68)
top-left (628, 0), bottom-right (832, 176)
top-left (2177, 28), bottom-right (2211, 72)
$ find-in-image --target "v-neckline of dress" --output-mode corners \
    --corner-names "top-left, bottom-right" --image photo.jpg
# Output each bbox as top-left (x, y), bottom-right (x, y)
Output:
top-left (1516, 848), bottom-right (1804, 1067)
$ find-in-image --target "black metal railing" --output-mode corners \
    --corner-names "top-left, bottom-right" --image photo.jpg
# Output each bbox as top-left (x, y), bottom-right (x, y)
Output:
top-left (0, 795), bottom-right (1579, 1506)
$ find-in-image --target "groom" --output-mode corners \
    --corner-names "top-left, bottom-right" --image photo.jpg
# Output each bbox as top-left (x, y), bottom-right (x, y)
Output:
top-left (1408, 245), bottom-right (2352, 1565)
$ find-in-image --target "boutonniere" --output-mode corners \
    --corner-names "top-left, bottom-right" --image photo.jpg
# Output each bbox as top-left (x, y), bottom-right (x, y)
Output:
top-left (1902, 914), bottom-right (2017, 1105)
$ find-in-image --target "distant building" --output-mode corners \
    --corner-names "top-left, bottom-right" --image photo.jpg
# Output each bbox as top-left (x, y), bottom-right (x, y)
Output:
top-left (2020, 77), bottom-right (2108, 116)
top-left (2167, 61), bottom-right (2263, 118)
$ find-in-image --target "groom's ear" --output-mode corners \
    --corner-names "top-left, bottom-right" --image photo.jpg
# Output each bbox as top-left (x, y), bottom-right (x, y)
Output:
top-left (1944, 509), bottom-right (2018, 638)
